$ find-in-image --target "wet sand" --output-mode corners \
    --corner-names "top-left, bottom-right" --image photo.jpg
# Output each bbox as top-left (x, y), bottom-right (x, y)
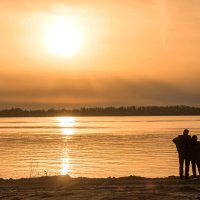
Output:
top-left (1, 175), bottom-right (200, 200)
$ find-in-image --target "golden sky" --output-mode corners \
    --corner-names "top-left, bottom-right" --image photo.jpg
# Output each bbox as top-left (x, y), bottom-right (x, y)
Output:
top-left (0, 0), bottom-right (200, 108)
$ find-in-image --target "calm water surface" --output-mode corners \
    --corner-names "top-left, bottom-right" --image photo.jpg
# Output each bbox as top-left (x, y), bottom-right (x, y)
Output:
top-left (0, 116), bottom-right (200, 179)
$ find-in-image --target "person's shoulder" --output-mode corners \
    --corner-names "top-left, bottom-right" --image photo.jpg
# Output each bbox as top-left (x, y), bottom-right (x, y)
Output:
top-left (172, 135), bottom-right (181, 143)
top-left (182, 135), bottom-right (191, 139)
top-left (177, 135), bottom-right (182, 138)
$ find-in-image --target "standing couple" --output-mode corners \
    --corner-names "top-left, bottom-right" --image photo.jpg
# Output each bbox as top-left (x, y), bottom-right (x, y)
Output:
top-left (173, 129), bottom-right (200, 180)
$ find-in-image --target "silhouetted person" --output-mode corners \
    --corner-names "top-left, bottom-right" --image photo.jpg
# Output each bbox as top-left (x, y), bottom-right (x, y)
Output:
top-left (190, 135), bottom-right (200, 178)
top-left (173, 129), bottom-right (191, 179)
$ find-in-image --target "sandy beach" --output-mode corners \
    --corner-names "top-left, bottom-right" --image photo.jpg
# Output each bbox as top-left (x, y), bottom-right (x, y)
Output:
top-left (1, 175), bottom-right (200, 200)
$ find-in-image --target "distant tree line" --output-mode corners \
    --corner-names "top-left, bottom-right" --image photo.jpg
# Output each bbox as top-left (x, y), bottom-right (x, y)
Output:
top-left (1, 106), bottom-right (200, 117)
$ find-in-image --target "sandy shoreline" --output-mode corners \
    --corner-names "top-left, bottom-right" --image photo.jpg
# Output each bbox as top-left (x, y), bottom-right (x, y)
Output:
top-left (1, 175), bottom-right (200, 200)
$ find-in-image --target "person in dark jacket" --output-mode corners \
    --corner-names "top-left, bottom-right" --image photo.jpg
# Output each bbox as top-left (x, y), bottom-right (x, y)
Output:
top-left (173, 129), bottom-right (191, 179)
top-left (190, 135), bottom-right (200, 178)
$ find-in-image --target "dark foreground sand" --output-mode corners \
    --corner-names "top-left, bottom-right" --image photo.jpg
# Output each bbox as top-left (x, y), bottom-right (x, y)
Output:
top-left (1, 175), bottom-right (200, 200)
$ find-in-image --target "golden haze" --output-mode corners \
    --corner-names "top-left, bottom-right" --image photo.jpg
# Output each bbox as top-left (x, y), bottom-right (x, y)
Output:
top-left (0, 0), bottom-right (200, 108)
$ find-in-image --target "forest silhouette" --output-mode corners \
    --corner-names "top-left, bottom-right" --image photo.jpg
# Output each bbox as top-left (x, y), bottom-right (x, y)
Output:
top-left (1, 106), bottom-right (200, 117)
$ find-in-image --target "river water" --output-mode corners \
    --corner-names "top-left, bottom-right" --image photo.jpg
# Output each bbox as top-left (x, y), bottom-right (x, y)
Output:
top-left (0, 116), bottom-right (199, 179)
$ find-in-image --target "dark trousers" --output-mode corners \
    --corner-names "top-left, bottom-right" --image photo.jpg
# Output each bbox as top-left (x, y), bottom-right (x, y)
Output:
top-left (191, 159), bottom-right (200, 177)
top-left (179, 155), bottom-right (190, 179)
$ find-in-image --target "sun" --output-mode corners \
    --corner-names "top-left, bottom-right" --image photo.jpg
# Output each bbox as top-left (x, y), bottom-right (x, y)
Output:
top-left (45, 17), bottom-right (85, 57)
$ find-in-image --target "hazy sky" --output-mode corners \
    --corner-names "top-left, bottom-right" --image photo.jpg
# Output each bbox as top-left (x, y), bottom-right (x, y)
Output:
top-left (0, 0), bottom-right (200, 109)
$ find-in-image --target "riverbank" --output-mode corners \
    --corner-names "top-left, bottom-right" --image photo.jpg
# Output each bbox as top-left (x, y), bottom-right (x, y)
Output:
top-left (1, 175), bottom-right (200, 199)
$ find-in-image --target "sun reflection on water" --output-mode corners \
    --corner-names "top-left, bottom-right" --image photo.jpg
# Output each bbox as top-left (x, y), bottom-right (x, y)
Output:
top-left (57, 117), bottom-right (76, 127)
top-left (57, 117), bottom-right (76, 176)
top-left (57, 117), bottom-right (76, 136)
top-left (61, 157), bottom-right (70, 175)
top-left (62, 128), bottom-right (75, 136)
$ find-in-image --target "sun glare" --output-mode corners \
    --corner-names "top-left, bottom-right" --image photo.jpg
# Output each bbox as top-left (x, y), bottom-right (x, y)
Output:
top-left (45, 17), bottom-right (85, 57)
top-left (61, 157), bottom-right (70, 175)
top-left (57, 117), bottom-right (75, 127)
top-left (57, 117), bottom-right (76, 136)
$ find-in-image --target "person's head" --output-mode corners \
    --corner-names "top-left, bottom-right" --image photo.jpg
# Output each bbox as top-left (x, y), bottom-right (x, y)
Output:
top-left (192, 135), bottom-right (198, 142)
top-left (183, 129), bottom-right (189, 135)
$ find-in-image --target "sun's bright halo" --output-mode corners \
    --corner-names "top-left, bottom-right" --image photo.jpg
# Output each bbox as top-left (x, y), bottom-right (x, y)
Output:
top-left (45, 17), bottom-right (84, 57)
